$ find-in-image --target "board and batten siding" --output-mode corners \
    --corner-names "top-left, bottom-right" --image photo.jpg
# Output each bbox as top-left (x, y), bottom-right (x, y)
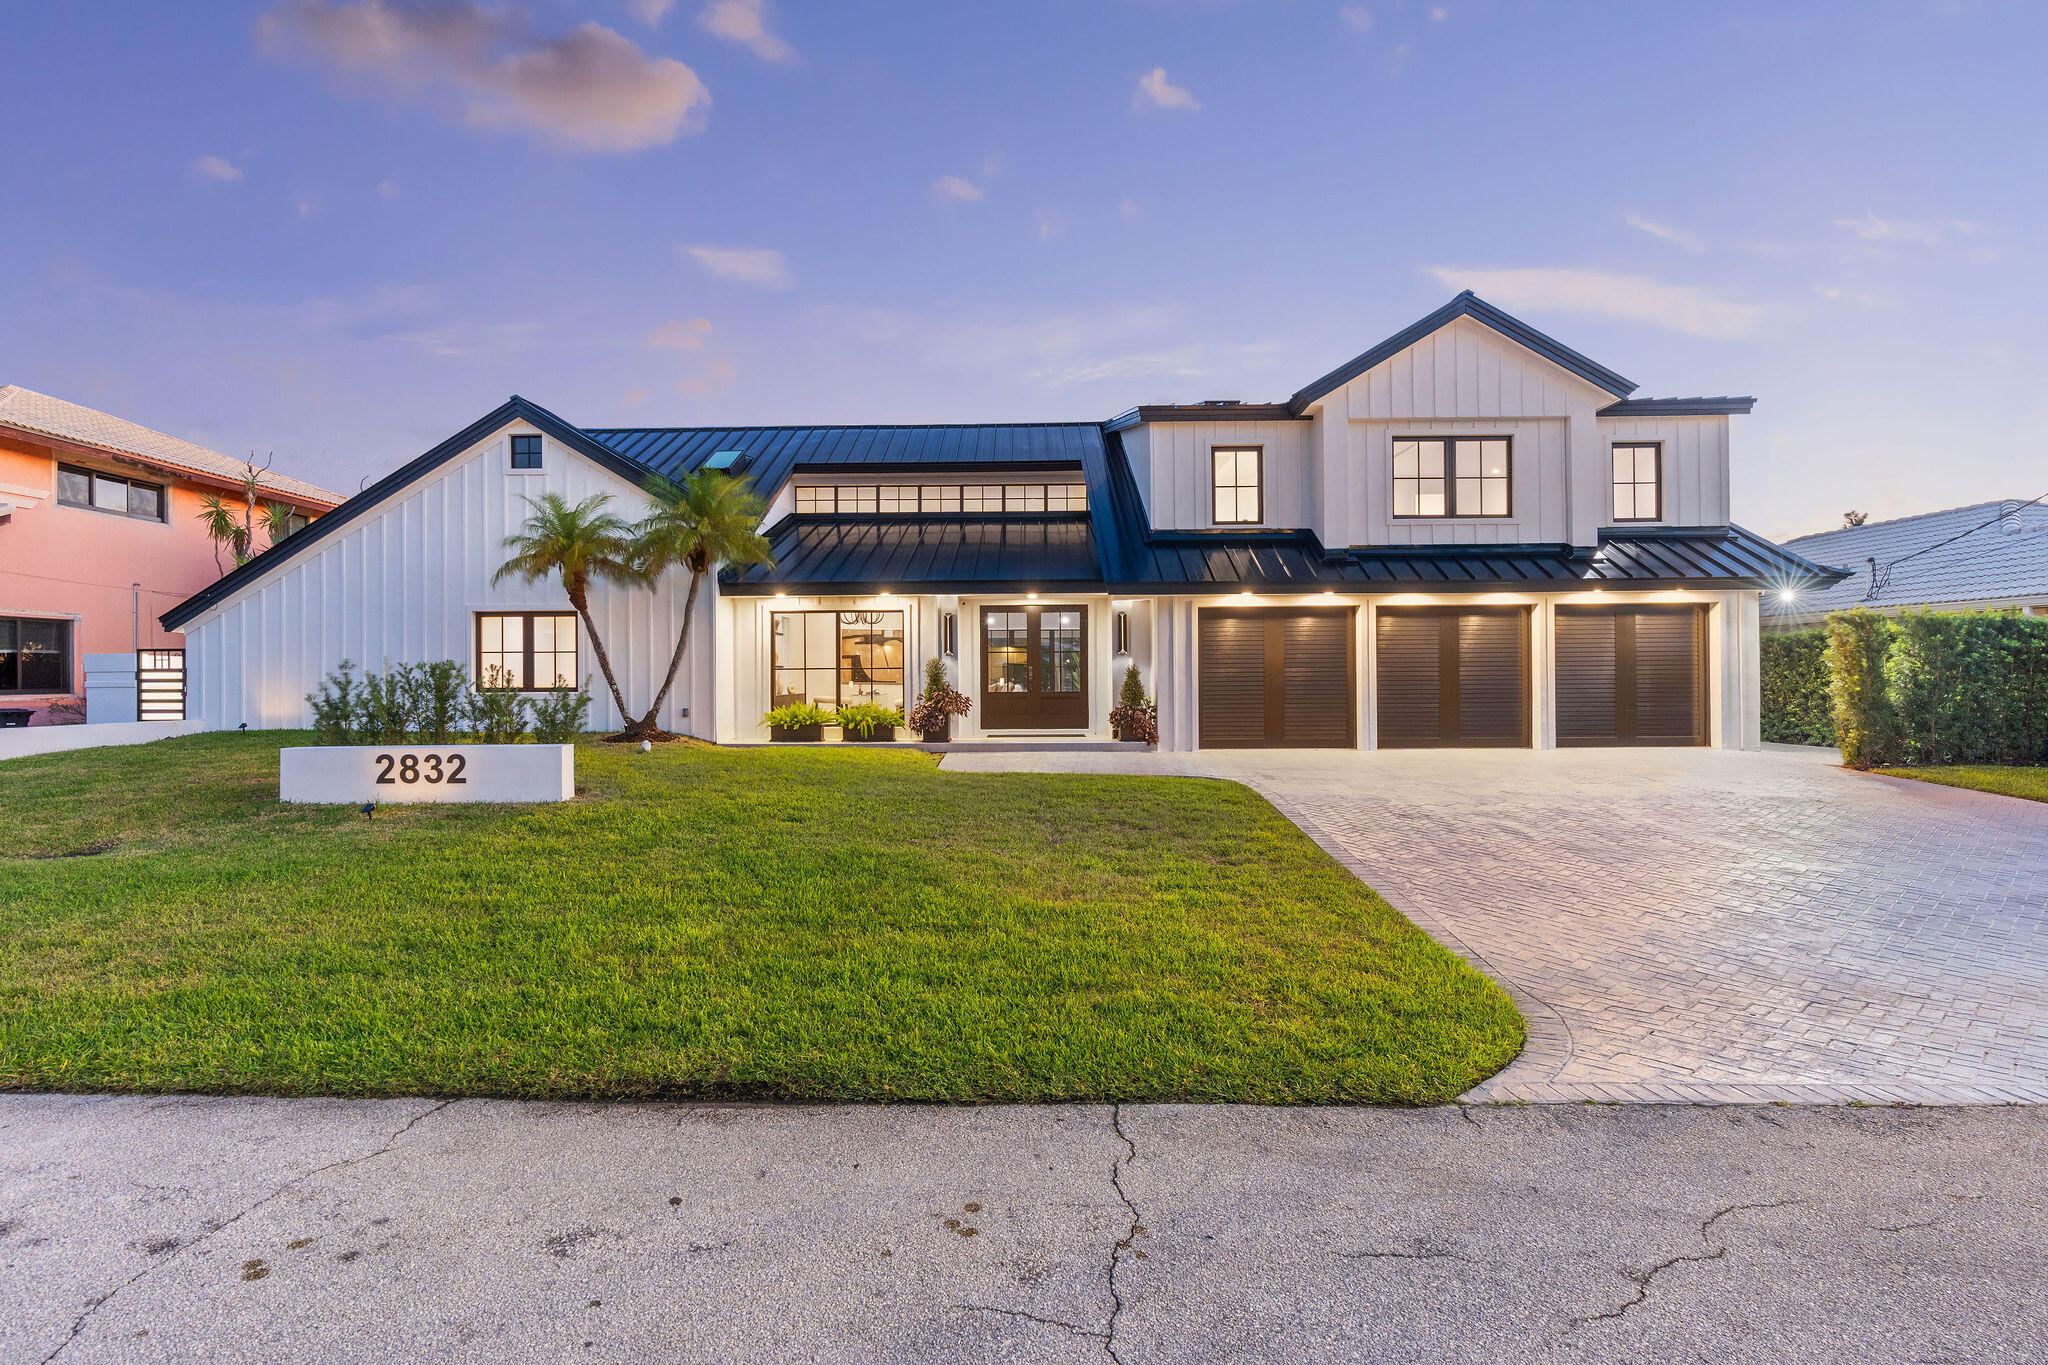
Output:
top-left (1122, 420), bottom-right (1314, 530)
top-left (182, 421), bottom-right (713, 735)
top-left (1595, 415), bottom-right (1730, 527)
top-left (1303, 315), bottom-right (1618, 549)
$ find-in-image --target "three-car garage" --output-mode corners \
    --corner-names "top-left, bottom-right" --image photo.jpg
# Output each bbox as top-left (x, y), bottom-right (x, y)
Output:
top-left (1191, 599), bottom-right (1713, 751)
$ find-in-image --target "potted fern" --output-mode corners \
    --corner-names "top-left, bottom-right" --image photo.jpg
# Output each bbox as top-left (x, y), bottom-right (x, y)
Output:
top-left (764, 701), bottom-right (830, 742)
top-left (1109, 664), bottom-right (1157, 744)
top-left (905, 657), bottom-right (972, 743)
top-left (832, 701), bottom-right (903, 743)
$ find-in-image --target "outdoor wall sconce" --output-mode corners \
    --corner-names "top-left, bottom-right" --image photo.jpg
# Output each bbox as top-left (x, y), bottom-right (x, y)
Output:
top-left (1114, 610), bottom-right (1130, 655)
top-left (943, 611), bottom-right (958, 657)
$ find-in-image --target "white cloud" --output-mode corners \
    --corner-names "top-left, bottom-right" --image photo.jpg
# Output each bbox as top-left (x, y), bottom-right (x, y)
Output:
top-left (932, 175), bottom-right (984, 203)
top-left (1132, 67), bottom-right (1199, 112)
top-left (625, 0), bottom-right (674, 25)
top-left (1429, 5), bottom-right (1448, 19)
top-left (256, 1), bottom-right (710, 153)
top-left (677, 356), bottom-right (736, 395)
top-left (1034, 210), bottom-right (1066, 241)
top-left (1624, 213), bottom-right (1705, 253)
top-left (697, 0), bottom-right (794, 62)
top-left (1833, 211), bottom-right (1975, 246)
top-left (1338, 6), bottom-right (1373, 33)
top-left (1815, 283), bottom-right (1896, 309)
top-left (1119, 198), bottom-right (1141, 223)
top-left (1423, 265), bottom-right (1792, 341)
top-left (649, 317), bottom-right (712, 349)
top-left (191, 154), bottom-right (244, 182)
top-left (680, 244), bottom-right (793, 290)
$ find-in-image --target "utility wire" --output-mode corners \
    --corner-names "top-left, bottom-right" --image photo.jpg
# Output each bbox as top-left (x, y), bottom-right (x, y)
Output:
top-left (1865, 492), bottom-right (2048, 600)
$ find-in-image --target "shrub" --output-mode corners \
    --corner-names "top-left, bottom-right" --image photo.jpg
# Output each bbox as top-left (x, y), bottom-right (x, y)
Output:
top-left (1827, 608), bottom-right (2048, 768)
top-left (416, 660), bottom-right (470, 744)
top-left (466, 668), bottom-right (531, 744)
top-left (905, 657), bottom-right (971, 736)
top-left (1760, 630), bottom-right (1835, 746)
top-left (1109, 663), bottom-right (1158, 744)
top-left (832, 702), bottom-right (902, 738)
top-left (359, 662), bottom-right (425, 745)
top-left (530, 686), bottom-right (593, 744)
top-left (306, 660), bottom-right (366, 744)
top-left (764, 702), bottom-right (832, 730)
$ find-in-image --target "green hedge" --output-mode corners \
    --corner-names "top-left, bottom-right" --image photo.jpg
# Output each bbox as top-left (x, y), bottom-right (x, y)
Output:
top-left (1825, 609), bottom-right (2048, 767)
top-left (1760, 629), bottom-right (1836, 746)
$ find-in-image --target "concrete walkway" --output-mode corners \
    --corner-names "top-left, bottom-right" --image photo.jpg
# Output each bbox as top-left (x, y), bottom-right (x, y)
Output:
top-left (943, 746), bottom-right (2048, 1104)
top-left (4, 1095), bottom-right (2046, 1364)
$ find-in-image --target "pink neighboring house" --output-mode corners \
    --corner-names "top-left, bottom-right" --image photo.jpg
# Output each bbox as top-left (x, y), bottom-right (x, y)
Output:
top-left (0, 386), bottom-right (339, 723)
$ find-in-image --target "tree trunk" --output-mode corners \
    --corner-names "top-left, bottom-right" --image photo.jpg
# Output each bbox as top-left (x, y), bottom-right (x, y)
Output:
top-left (623, 569), bottom-right (704, 739)
top-left (566, 581), bottom-right (633, 727)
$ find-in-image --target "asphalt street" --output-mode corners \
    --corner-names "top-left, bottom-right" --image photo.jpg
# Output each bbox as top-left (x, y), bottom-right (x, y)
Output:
top-left (2, 1095), bottom-right (2044, 1363)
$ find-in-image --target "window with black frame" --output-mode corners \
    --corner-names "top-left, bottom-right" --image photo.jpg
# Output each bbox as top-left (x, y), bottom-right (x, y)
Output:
top-left (475, 611), bottom-right (578, 689)
top-left (1392, 437), bottom-right (1511, 517)
top-left (770, 610), bottom-right (906, 710)
top-left (0, 618), bottom-right (70, 693)
top-left (56, 464), bottom-right (165, 522)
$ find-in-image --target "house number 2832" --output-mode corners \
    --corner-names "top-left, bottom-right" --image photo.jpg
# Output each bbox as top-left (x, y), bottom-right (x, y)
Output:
top-left (373, 752), bottom-right (468, 785)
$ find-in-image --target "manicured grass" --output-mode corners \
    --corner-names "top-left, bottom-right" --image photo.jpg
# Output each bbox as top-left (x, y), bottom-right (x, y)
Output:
top-left (1874, 765), bottom-right (2048, 804)
top-left (0, 734), bottom-right (1521, 1105)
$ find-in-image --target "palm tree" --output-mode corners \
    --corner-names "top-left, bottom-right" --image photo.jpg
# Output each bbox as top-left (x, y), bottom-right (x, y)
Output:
top-left (494, 493), bottom-right (643, 725)
top-left (258, 501), bottom-right (304, 547)
top-left (624, 470), bottom-right (773, 740)
top-left (197, 494), bottom-right (252, 572)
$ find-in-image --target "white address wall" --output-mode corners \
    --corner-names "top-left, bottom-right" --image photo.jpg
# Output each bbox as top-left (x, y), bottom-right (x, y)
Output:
top-left (182, 420), bottom-right (714, 735)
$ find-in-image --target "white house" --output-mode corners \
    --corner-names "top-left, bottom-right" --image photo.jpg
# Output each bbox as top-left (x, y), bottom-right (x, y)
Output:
top-left (162, 293), bottom-right (1845, 751)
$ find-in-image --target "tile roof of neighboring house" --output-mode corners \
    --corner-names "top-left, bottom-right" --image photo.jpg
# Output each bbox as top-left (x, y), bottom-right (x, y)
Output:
top-left (1769, 498), bottom-right (2048, 620)
top-left (0, 385), bottom-right (339, 507)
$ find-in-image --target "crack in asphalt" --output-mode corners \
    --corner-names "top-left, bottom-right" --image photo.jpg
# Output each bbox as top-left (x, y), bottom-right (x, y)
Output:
top-left (1571, 1197), bottom-right (1803, 1333)
top-left (955, 1303), bottom-right (1110, 1341)
top-left (1338, 1238), bottom-right (1467, 1264)
top-left (36, 1099), bottom-right (454, 1364)
top-left (1104, 1103), bottom-right (1142, 1365)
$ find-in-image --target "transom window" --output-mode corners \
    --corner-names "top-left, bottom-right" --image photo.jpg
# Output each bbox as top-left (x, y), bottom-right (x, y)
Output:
top-left (1611, 443), bottom-right (1662, 522)
top-left (475, 612), bottom-right (578, 690)
top-left (0, 617), bottom-right (70, 694)
top-left (1212, 446), bottom-right (1263, 525)
top-left (56, 463), bottom-right (165, 522)
top-left (510, 434), bottom-right (543, 470)
top-left (793, 482), bottom-right (1087, 514)
top-left (771, 611), bottom-right (906, 712)
top-left (1392, 437), bottom-right (1511, 518)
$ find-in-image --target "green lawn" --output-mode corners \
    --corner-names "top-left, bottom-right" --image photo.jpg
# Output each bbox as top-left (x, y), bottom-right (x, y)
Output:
top-left (1874, 765), bottom-right (2048, 804)
top-left (0, 734), bottom-right (1521, 1104)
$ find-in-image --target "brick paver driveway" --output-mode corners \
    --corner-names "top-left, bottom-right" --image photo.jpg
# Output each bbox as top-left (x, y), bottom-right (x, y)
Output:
top-left (942, 746), bottom-right (2048, 1104)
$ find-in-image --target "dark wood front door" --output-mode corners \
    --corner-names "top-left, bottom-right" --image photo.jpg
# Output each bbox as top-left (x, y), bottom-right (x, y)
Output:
top-left (1375, 606), bottom-right (1532, 748)
top-left (981, 606), bottom-right (1088, 730)
top-left (1197, 608), bottom-right (1355, 748)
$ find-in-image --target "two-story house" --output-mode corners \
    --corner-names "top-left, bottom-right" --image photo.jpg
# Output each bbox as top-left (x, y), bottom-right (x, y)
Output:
top-left (0, 386), bottom-right (339, 724)
top-left (161, 293), bottom-right (1845, 750)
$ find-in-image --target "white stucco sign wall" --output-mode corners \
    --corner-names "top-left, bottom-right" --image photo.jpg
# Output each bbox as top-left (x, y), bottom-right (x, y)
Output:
top-left (280, 744), bottom-right (575, 804)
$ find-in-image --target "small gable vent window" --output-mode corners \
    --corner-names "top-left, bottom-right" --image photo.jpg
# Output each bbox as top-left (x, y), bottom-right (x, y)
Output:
top-left (510, 434), bottom-right (543, 470)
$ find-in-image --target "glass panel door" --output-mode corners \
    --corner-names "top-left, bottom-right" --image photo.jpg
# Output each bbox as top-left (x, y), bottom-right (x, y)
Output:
top-left (980, 606), bottom-right (1087, 730)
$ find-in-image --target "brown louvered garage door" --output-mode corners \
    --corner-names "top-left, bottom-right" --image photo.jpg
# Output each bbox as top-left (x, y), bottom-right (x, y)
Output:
top-left (1197, 608), bottom-right (1355, 748)
top-left (1556, 604), bottom-right (1707, 746)
top-left (1375, 607), bottom-right (1531, 748)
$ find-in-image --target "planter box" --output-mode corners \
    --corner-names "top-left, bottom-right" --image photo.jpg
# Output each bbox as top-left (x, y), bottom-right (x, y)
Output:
top-left (842, 726), bottom-right (896, 744)
top-left (770, 723), bottom-right (823, 742)
top-left (280, 744), bottom-right (574, 805)
top-left (917, 729), bottom-right (951, 744)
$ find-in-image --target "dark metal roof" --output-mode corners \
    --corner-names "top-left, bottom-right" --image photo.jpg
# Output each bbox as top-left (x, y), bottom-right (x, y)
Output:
top-left (724, 514), bottom-right (1100, 594)
top-left (1287, 291), bottom-right (1638, 414)
top-left (583, 422), bottom-right (1104, 489)
top-left (1102, 403), bottom-right (1305, 433)
top-left (162, 395), bottom-right (652, 632)
top-left (1599, 396), bottom-right (1757, 416)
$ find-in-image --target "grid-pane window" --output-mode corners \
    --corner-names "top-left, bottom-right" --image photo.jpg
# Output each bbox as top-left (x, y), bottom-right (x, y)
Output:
top-left (795, 486), bottom-right (832, 513)
top-left (510, 434), bottom-right (543, 469)
top-left (0, 618), bottom-right (70, 693)
top-left (475, 612), bottom-right (578, 690)
top-left (1611, 443), bottom-right (1661, 522)
top-left (963, 484), bottom-right (1004, 512)
top-left (1049, 483), bottom-right (1088, 511)
top-left (1393, 437), bottom-right (1510, 517)
top-left (878, 484), bottom-right (919, 513)
top-left (56, 464), bottom-right (166, 522)
top-left (1039, 610), bottom-right (1084, 693)
top-left (839, 486), bottom-right (877, 513)
top-left (1212, 447), bottom-right (1263, 524)
top-left (771, 611), bottom-right (906, 711)
top-left (921, 485), bottom-right (962, 512)
top-left (985, 611), bottom-right (1031, 693)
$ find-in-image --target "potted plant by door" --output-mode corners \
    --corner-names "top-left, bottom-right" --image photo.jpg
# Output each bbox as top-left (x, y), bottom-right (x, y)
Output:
top-left (1109, 664), bottom-right (1158, 745)
top-left (764, 702), bottom-right (830, 742)
top-left (832, 702), bottom-right (903, 743)
top-left (905, 657), bottom-right (972, 743)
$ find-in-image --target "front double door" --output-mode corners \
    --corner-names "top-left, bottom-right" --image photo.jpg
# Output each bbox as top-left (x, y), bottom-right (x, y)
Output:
top-left (981, 605), bottom-right (1088, 730)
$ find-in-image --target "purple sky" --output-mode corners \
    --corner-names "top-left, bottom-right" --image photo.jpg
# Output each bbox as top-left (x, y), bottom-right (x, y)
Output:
top-left (5, 1), bottom-right (2043, 540)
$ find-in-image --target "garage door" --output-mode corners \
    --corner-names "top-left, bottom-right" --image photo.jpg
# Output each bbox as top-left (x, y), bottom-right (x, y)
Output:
top-left (1198, 608), bottom-right (1355, 748)
top-left (1375, 607), bottom-right (1531, 748)
top-left (1555, 605), bottom-right (1707, 746)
